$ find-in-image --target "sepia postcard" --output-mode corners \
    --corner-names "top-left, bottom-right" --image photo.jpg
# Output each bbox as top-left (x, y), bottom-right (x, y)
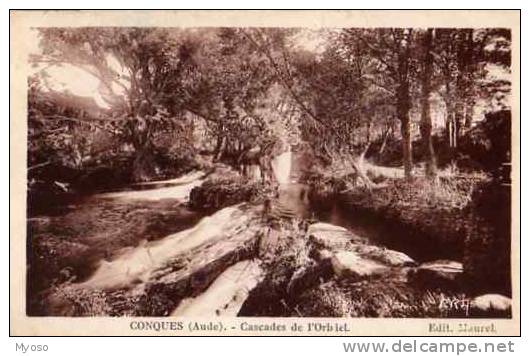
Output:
top-left (10, 9), bottom-right (520, 336)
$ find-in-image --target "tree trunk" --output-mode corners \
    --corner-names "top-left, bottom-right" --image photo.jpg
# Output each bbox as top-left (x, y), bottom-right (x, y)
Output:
top-left (397, 82), bottom-right (413, 179)
top-left (420, 28), bottom-right (437, 178)
top-left (464, 99), bottom-right (474, 129)
top-left (348, 154), bottom-right (374, 190)
top-left (454, 29), bottom-right (474, 143)
top-left (365, 121), bottom-right (371, 145)
top-left (444, 79), bottom-right (455, 149)
top-left (445, 114), bottom-right (452, 148)
top-left (378, 126), bottom-right (391, 155)
top-left (358, 141), bottom-right (371, 172)
top-left (454, 101), bottom-right (465, 147)
top-left (397, 31), bottom-right (413, 179)
top-left (132, 145), bottom-right (155, 182)
top-left (322, 144), bottom-right (374, 189)
top-left (127, 116), bottom-right (156, 182)
top-left (214, 136), bottom-right (227, 162)
top-left (445, 99), bottom-right (458, 150)
top-left (399, 114), bottom-right (413, 179)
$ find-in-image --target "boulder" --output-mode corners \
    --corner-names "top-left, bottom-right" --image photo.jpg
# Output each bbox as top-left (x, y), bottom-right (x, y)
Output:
top-left (76, 206), bottom-right (257, 290)
top-left (355, 245), bottom-right (416, 267)
top-left (409, 260), bottom-right (463, 287)
top-left (259, 228), bottom-right (282, 258)
top-left (331, 251), bottom-right (388, 279)
top-left (472, 294), bottom-right (511, 313)
top-left (286, 259), bottom-right (334, 296)
top-left (64, 206), bottom-right (266, 316)
top-left (307, 222), bottom-right (360, 250)
top-left (171, 259), bottom-right (265, 317)
top-left (316, 249), bottom-right (334, 261)
top-left (307, 222), bottom-right (348, 234)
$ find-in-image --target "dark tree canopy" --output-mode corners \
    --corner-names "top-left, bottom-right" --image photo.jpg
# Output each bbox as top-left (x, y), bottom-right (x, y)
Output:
top-left (28, 26), bottom-right (512, 184)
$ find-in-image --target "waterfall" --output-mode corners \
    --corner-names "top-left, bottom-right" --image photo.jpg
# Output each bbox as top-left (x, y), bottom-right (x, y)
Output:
top-left (271, 147), bottom-right (292, 184)
top-left (75, 206), bottom-right (250, 290)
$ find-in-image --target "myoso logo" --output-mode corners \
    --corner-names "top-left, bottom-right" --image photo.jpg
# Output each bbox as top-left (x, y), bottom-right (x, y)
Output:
top-left (15, 343), bottom-right (49, 353)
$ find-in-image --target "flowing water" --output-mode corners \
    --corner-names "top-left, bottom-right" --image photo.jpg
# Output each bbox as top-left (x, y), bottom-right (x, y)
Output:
top-left (271, 148), bottom-right (293, 184)
top-left (72, 150), bottom-right (295, 312)
top-left (27, 170), bottom-right (207, 314)
top-left (95, 171), bottom-right (206, 201)
top-left (76, 206), bottom-right (250, 291)
top-left (171, 259), bottom-right (264, 317)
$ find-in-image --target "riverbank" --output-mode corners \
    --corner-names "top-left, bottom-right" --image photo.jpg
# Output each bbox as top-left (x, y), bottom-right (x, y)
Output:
top-left (308, 175), bottom-right (480, 261)
top-left (239, 216), bottom-right (509, 318)
top-left (305, 169), bottom-right (511, 297)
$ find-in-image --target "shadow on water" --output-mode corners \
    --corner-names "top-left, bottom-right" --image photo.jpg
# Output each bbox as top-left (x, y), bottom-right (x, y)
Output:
top-left (279, 150), bottom-right (458, 262)
top-left (313, 201), bottom-right (461, 263)
top-left (276, 183), bottom-right (461, 263)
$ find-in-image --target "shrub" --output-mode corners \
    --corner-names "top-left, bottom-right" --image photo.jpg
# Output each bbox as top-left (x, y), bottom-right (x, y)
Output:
top-left (189, 176), bottom-right (266, 211)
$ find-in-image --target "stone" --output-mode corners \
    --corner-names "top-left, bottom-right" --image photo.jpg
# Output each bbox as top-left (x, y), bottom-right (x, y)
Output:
top-left (409, 260), bottom-right (463, 286)
top-left (317, 249), bottom-right (334, 261)
top-left (171, 259), bottom-right (265, 317)
top-left (307, 222), bottom-right (356, 250)
top-left (472, 294), bottom-right (511, 312)
top-left (286, 259), bottom-right (333, 296)
top-left (355, 245), bottom-right (416, 267)
top-left (331, 251), bottom-right (388, 279)
top-left (307, 222), bottom-right (348, 234)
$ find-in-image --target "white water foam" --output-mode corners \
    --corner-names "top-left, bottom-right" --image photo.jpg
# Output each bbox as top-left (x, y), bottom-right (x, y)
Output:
top-left (271, 148), bottom-right (292, 185)
top-left (96, 171), bottom-right (205, 201)
top-left (76, 206), bottom-right (249, 290)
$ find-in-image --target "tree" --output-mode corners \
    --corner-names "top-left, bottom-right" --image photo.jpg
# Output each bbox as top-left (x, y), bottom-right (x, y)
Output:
top-left (267, 29), bottom-right (397, 187)
top-left (189, 28), bottom-right (280, 170)
top-left (339, 28), bottom-right (418, 179)
top-left (433, 28), bottom-right (511, 151)
top-left (31, 28), bottom-right (205, 180)
top-left (420, 28), bottom-right (437, 178)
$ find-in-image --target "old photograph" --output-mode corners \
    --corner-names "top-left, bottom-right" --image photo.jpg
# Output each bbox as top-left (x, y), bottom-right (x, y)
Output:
top-left (10, 10), bottom-right (520, 336)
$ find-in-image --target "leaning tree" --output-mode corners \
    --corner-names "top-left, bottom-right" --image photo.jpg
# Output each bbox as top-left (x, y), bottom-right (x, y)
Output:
top-left (31, 27), bottom-right (206, 181)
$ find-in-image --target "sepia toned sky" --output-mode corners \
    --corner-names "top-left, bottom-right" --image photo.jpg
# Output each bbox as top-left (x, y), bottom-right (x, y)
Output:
top-left (28, 28), bottom-right (128, 109)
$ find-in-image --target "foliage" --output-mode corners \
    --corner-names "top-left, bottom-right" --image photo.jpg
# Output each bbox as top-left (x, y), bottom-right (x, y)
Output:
top-left (189, 175), bottom-right (266, 212)
top-left (459, 110), bottom-right (511, 174)
top-left (28, 26), bottom-right (512, 188)
top-left (296, 279), bottom-right (470, 318)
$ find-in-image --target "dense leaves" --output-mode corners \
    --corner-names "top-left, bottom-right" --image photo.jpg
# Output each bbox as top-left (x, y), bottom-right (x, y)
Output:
top-left (28, 26), bottom-right (511, 190)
